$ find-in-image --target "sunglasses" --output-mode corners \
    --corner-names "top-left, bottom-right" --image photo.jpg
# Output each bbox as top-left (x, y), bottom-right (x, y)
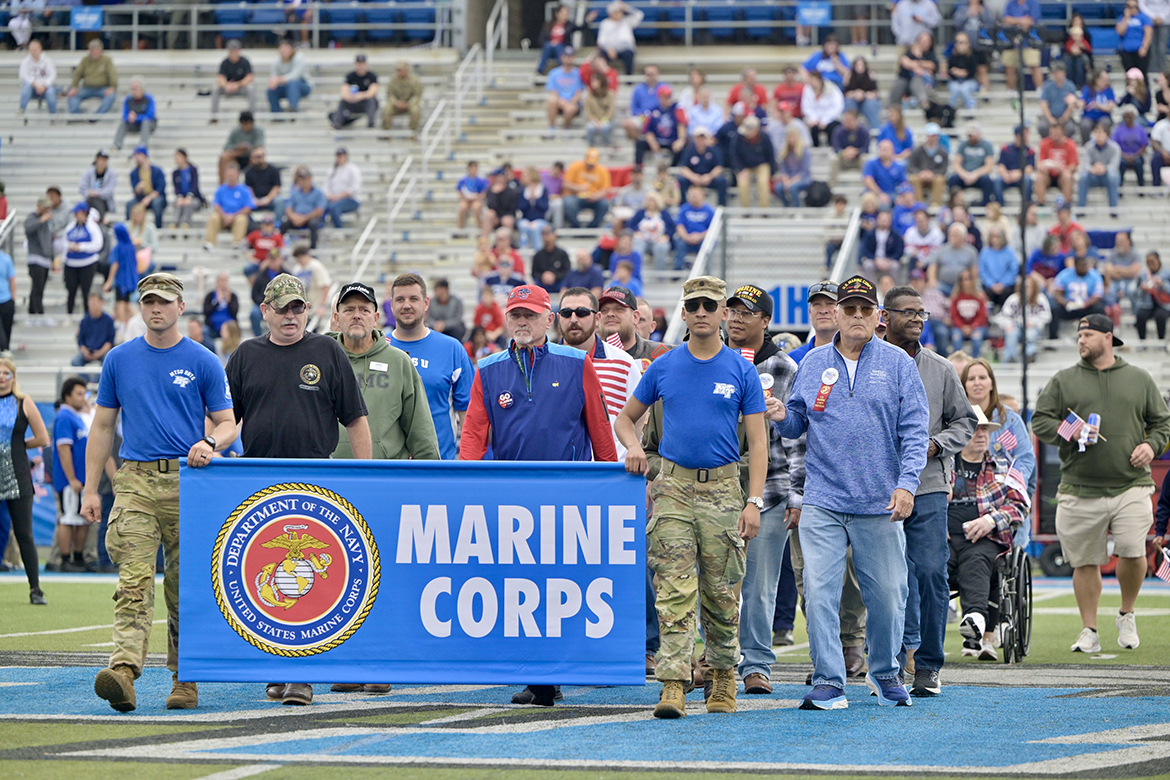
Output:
top-left (807, 281), bottom-right (839, 298)
top-left (558, 307), bottom-right (597, 319)
top-left (684, 299), bottom-right (719, 313)
top-left (840, 304), bottom-right (876, 317)
top-left (884, 307), bottom-right (930, 321)
top-left (273, 302), bottom-right (306, 315)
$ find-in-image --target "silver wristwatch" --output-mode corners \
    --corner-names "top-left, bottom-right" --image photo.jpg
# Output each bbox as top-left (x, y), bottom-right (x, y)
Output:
top-left (747, 496), bottom-right (764, 510)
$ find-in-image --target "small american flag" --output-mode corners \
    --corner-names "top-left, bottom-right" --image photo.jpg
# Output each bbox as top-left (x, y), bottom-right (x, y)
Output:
top-left (998, 429), bottom-right (1019, 451)
top-left (605, 331), bottom-right (624, 349)
top-left (1057, 411), bottom-right (1085, 442)
top-left (739, 348), bottom-right (755, 363)
top-left (1156, 551), bottom-right (1170, 583)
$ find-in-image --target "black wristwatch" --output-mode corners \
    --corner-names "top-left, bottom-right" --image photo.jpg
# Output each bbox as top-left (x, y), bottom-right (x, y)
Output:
top-left (201, 435), bottom-right (217, 451)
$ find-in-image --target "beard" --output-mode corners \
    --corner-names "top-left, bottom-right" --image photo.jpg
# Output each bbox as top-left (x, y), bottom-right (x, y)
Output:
top-left (562, 322), bottom-right (593, 346)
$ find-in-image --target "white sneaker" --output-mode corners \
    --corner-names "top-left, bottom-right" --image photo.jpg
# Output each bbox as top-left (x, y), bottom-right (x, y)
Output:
top-left (959, 612), bottom-right (986, 640)
top-left (203, 242), bottom-right (215, 252)
top-left (1070, 627), bottom-right (1101, 653)
top-left (978, 639), bottom-right (997, 661)
top-left (1116, 612), bottom-right (1140, 649)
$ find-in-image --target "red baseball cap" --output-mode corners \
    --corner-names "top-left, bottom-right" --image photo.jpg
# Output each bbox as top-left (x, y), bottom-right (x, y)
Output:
top-left (505, 285), bottom-right (551, 314)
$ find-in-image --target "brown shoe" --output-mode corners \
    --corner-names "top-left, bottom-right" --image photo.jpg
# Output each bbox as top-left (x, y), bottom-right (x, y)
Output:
top-left (645, 654), bottom-right (656, 675)
top-left (743, 672), bottom-right (773, 695)
top-left (166, 674), bottom-right (198, 709)
top-left (282, 683), bottom-right (313, 705)
top-left (705, 668), bottom-right (737, 713)
top-left (653, 680), bottom-right (687, 719)
top-left (266, 683), bottom-right (286, 700)
top-left (843, 645), bottom-right (868, 677)
top-left (94, 665), bottom-right (136, 712)
top-left (330, 683), bottom-right (363, 692)
top-left (362, 684), bottom-right (392, 694)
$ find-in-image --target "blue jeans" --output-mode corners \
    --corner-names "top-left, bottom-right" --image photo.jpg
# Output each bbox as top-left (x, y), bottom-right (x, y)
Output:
top-left (674, 239), bottom-right (700, 271)
top-left (1077, 170), bottom-right (1119, 208)
top-left (645, 562), bottom-right (659, 654)
top-left (898, 492), bottom-right (948, 674)
top-left (326, 197), bottom-right (360, 227)
top-left (737, 500), bottom-right (788, 680)
top-left (774, 178), bottom-right (810, 207)
top-left (948, 79), bottom-right (979, 109)
top-left (676, 174), bottom-right (728, 207)
top-left (68, 85), bottom-right (115, 114)
top-left (1002, 325), bottom-right (1040, 362)
top-left (585, 122), bottom-right (613, 147)
top-left (843, 97), bottom-right (882, 130)
top-left (993, 174), bottom-right (1032, 204)
top-left (951, 326), bottom-right (986, 358)
top-left (563, 195), bottom-right (608, 228)
top-left (636, 237), bottom-right (670, 271)
top-left (250, 305), bottom-right (264, 337)
top-left (946, 173), bottom-right (995, 205)
top-left (773, 539), bottom-right (797, 632)
top-left (800, 505), bottom-right (907, 689)
top-left (517, 219), bottom-right (547, 250)
top-left (930, 321), bottom-right (951, 357)
top-left (536, 42), bottom-right (564, 75)
top-left (21, 83), bottom-right (57, 113)
top-left (267, 79), bottom-right (311, 112)
top-left (127, 196), bottom-right (166, 228)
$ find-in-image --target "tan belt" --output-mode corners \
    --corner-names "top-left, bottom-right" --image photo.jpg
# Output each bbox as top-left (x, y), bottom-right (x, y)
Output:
top-left (660, 459), bottom-right (738, 484)
top-left (125, 459), bottom-right (181, 473)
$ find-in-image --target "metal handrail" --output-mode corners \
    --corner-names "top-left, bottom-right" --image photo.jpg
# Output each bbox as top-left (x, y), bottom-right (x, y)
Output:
top-left (829, 206), bottom-right (862, 284)
top-left (663, 205), bottom-right (722, 345)
top-left (0, 211), bottom-right (18, 258)
top-left (349, 214), bottom-right (379, 275)
top-left (419, 98), bottom-right (451, 187)
top-left (485, 0), bottom-right (508, 83)
top-left (452, 42), bottom-right (484, 142)
top-left (384, 155), bottom-right (419, 274)
top-left (309, 235), bottom-right (384, 333)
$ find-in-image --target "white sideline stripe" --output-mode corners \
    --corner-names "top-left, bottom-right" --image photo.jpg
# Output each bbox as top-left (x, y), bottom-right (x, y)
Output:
top-left (773, 642), bottom-right (810, 656)
top-left (1033, 608), bottom-right (1170, 616)
top-left (0, 619), bottom-right (163, 639)
top-left (193, 765), bottom-right (282, 780)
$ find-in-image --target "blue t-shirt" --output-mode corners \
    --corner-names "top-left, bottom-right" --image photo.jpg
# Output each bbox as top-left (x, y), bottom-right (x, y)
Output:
top-left (1082, 87), bottom-right (1116, 123)
top-left (562, 264), bottom-right (605, 291)
top-left (213, 183), bottom-right (255, 215)
top-left (51, 405), bottom-right (87, 492)
top-left (546, 66), bottom-right (583, 101)
top-left (677, 203), bottom-right (716, 235)
top-left (878, 124), bottom-right (914, 156)
top-left (892, 202), bottom-right (922, 236)
top-left (634, 344), bottom-right (766, 469)
top-left (1040, 79), bottom-right (1078, 121)
top-left (802, 51), bottom-right (850, 88)
top-left (630, 81), bottom-right (669, 117)
top-left (96, 336), bottom-right (233, 462)
top-left (862, 158), bottom-right (907, 195)
top-left (1002, 0), bottom-right (1039, 21)
top-left (77, 312), bottom-right (116, 352)
top-left (1120, 12), bottom-right (1152, 52)
top-left (456, 175), bottom-right (488, 198)
top-left (288, 185), bottom-right (327, 216)
top-left (389, 329), bottom-right (475, 460)
top-left (0, 252), bottom-right (14, 305)
top-left (1054, 267), bottom-right (1104, 307)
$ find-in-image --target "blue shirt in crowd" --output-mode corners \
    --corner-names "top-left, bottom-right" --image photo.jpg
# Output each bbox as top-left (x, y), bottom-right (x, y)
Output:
top-left (677, 202), bottom-right (716, 235)
top-left (562, 264), bottom-right (606, 291)
top-left (288, 185), bottom-right (327, 216)
top-left (1082, 86), bottom-right (1117, 123)
top-left (389, 329), bottom-right (475, 460)
top-left (1040, 78), bottom-right (1078, 121)
top-left (456, 174), bottom-right (488, 198)
top-left (803, 50), bottom-right (850, 88)
top-left (877, 124), bottom-right (914, 156)
top-left (1054, 266), bottom-right (1105, 307)
top-left (51, 405), bottom-right (87, 492)
top-left (862, 157), bottom-right (907, 195)
top-left (1119, 11), bottom-right (1152, 52)
top-left (546, 65), bottom-right (583, 101)
top-left (1002, 0), bottom-right (1040, 21)
top-left (0, 252), bottom-right (14, 305)
top-left (213, 183), bottom-right (255, 215)
top-left (77, 311), bottom-right (115, 352)
top-left (979, 245), bottom-right (1020, 288)
top-left (630, 80), bottom-right (670, 117)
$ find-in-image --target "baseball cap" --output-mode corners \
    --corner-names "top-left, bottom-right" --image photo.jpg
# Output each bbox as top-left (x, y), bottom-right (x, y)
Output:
top-left (599, 285), bottom-right (636, 310)
top-left (584, 147), bottom-right (601, 165)
top-left (1014, 122), bottom-right (1030, 135)
top-left (682, 276), bottom-right (727, 302)
top-left (226, 39), bottom-right (241, 50)
top-left (693, 126), bottom-right (713, 138)
top-left (263, 273), bottom-right (308, 308)
top-left (562, 45), bottom-right (575, 56)
top-left (777, 100), bottom-right (795, 113)
top-left (240, 111), bottom-right (254, 123)
top-left (807, 280), bottom-right (838, 303)
top-left (656, 83), bottom-right (672, 97)
top-left (505, 285), bottom-right (551, 314)
top-left (923, 122), bottom-right (941, 135)
top-left (731, 101), bottom-right (747, 117)
top-left (260, 212), bottom-right (275, 223)
top-left (1079, 313), bottom-right (1123, 346)
top-left (896, 182), bottom-right (915, 195)
top-left (966, 120), bottom-right (982, 135)
top-left (727, 284), bottom-right (773, 318)
top-left (1055, 197), bottom-right (1071, 212)
top-left (354, 52), bottom-right (367, 62)
top-left (1126, 67), bottom-right (1144, 81)
top-left (36, 196), bottom-right (51, 209)
top-left (336, 281), bottom-right (377, 309)
top-left (836, 275), bottom-right (878, 306)
top-left (94, 149), bottom-right (109, 159)
top-left (137, 272), bottom-right (183, 302)
top-left (133, 146), bottom-right (149, 157)
top-left (71, 202), bottom-right (90, 213)
top-left (739, 115), bottom-right (760, 134)
top-left (335, 146), bottom-right (348, 155)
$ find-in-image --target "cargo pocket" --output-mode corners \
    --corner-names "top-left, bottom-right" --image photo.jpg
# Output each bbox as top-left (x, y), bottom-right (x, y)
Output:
top-left (645, 515), bottom-right (663, 572)
top-left (105, 505), bottom-right (128, 565)
top-left (722, 528), bottom-right (746, 585)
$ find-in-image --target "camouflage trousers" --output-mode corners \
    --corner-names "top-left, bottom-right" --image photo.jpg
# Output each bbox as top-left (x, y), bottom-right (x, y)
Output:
top-left (647, 461), bottom-right (746, 683)
top-left (105, 462), bottom-right (180, 677)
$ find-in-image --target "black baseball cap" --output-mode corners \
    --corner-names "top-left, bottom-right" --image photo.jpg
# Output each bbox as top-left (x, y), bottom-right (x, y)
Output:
top-left (1078, 314), bottom-right (1123, 347)
top-left (836, 275), bottom-right (878, 306)
top-left (727, 284), bottom-right (773, 318)
top-left (336, 282), bottom-right (377, 309)
top-left (599, 285), bottom-right (636, 310)
top-left (806, 280), bottom-right (838, 303)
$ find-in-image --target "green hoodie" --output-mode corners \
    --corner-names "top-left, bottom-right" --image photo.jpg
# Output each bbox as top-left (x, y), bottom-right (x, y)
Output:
top-left (329, 329), bottom-right (440, 461)
top-left (1032, 356), bottom-right (1170, 497)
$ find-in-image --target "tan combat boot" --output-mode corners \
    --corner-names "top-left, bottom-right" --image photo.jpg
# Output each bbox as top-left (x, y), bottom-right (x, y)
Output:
top-left (653, 680), bottom-right (687, 719)
top-left (705, 668), bottom-right (738, 713)
top-left (166, 673), bottom-right (199, 709)
top-left (94, 665), bottom-right (137, 712)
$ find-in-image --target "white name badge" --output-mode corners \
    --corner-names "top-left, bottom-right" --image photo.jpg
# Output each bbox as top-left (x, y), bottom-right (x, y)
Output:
top-left (759, 373), bottom-right (775, 391)
top-left (370, 361), bottom-right (388, 372)
top-left (821, 368), bottom-right (839, 386)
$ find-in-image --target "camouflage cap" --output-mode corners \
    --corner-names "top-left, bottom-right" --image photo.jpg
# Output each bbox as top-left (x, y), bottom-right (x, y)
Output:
top-left (263, 273), bottom-right (308, 308)
top-left (137, 272), bottom-right (183, 302)
top-left (681, 275), bottom-right (726, 302)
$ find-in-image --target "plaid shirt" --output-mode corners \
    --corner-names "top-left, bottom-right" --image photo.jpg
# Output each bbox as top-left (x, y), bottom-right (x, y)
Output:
top-left (756, 348), bottom-right (805, 512)
top-left (950, 449), bottom-right (1030, 548)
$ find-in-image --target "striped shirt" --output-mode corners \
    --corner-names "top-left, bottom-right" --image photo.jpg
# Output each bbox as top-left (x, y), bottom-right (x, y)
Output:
top-left (576, 337), bottom-right (641, 459)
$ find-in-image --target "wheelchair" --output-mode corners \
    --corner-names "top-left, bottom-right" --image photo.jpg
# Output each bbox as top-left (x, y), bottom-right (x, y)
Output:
top-left (949, 544), bottom-right (1033, 664)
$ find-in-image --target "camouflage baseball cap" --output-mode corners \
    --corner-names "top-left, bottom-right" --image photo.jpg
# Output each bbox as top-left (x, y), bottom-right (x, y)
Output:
top-left (263, 273), bottom-right (308, 307)
top-left (681, 275), bottom-right (726, 302)
top-left (137, 272), bottom-right (183, 302)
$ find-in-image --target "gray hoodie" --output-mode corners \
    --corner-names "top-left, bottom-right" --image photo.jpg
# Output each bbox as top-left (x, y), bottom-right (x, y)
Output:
top-left (79, 165), bottom-right (117, 213)
top-left (1082, 139), bottom-right (1121, 175)
top-left (911, 345), bottom-right (977, 495)
top-left (24, 212), bottom-right (53, 266)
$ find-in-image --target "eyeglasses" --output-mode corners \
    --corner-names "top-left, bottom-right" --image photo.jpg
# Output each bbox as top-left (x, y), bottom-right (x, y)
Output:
top-left (728, 308), bottom-right (761, 321)
top-left (840, 304), bottom-right (876, 317)
top-left (273, 302), bottom-right (306, 315)
top-left (684, 299), bottom-right (719, 313)
top-left (558, 307), bottom-right (597, 319)
top-left (884, 307), bottom-right (930, 321)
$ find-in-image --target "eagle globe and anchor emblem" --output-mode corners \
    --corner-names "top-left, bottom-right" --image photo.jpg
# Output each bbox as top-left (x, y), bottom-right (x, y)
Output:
top-left (212, 484), bottom-right (381, 655)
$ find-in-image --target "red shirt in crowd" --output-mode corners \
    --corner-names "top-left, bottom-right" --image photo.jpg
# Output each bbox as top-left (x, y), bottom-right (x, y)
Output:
top-left (772, 82), bottom-right (805, 116)
top-left (474, 301), bottom-right (504, 332)
top-left (246, 229), bottom-right (284, 262)
top-left (727, 82), bottom-right (768, 108)
top-left (579, 61), bottom-right (619, 94)
top-left (950, 292), bottom-right (989, 330)
top-left (1038, 136), bottom-right (1079, 175)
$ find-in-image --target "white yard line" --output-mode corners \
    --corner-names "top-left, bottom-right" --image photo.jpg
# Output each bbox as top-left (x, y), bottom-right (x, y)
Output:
top-left (0, 619), bottom-right (163, 639)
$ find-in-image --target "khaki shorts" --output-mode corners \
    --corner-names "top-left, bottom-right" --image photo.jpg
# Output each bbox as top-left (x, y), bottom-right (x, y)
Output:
top-left (1001, 48), bottom-right (1040, 68)
top-left (1055, 485), bottom-right (1154, 567)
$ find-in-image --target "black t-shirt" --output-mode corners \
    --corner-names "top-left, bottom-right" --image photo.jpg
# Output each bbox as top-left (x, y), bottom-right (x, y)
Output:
top-left (244, 164), bottom-right (282, 201)
top-left (948, 454), bottom-right (982, 535)
top-left (898, 49), bottom-right (939, 81)
top-left (532, 247), bottom-right (570, 281)
top-left (345, 70), bottom-right (377, 94)
top-left (947, 51), bottom-right (983, 79)
top-left (485, 187), bottom-right (519, 217)
top-left (219, 56), bottom-right (253, 83)
top-left (225, 332), bottom-right (368, 459)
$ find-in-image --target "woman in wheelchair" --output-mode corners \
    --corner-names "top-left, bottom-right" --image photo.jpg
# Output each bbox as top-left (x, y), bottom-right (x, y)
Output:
top-left (948, 405), bottom-right (1031, 661)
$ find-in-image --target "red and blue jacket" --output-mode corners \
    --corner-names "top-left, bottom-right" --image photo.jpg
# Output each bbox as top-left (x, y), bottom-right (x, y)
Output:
top-left (459, 340), bottom-right (617, 463)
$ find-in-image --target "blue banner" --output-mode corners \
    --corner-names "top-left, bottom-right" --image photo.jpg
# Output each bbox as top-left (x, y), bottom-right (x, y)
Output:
top-left (796, 1), bottom-right (831, 27)
top-left (179, 459), bottom-right (646, 685)
top-left (70, 7), bottom-right (103, 31)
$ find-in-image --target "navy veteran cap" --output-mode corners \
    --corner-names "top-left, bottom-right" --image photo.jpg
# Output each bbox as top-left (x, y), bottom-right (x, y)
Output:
top-left (727, 284), bottom-right (773, 318)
